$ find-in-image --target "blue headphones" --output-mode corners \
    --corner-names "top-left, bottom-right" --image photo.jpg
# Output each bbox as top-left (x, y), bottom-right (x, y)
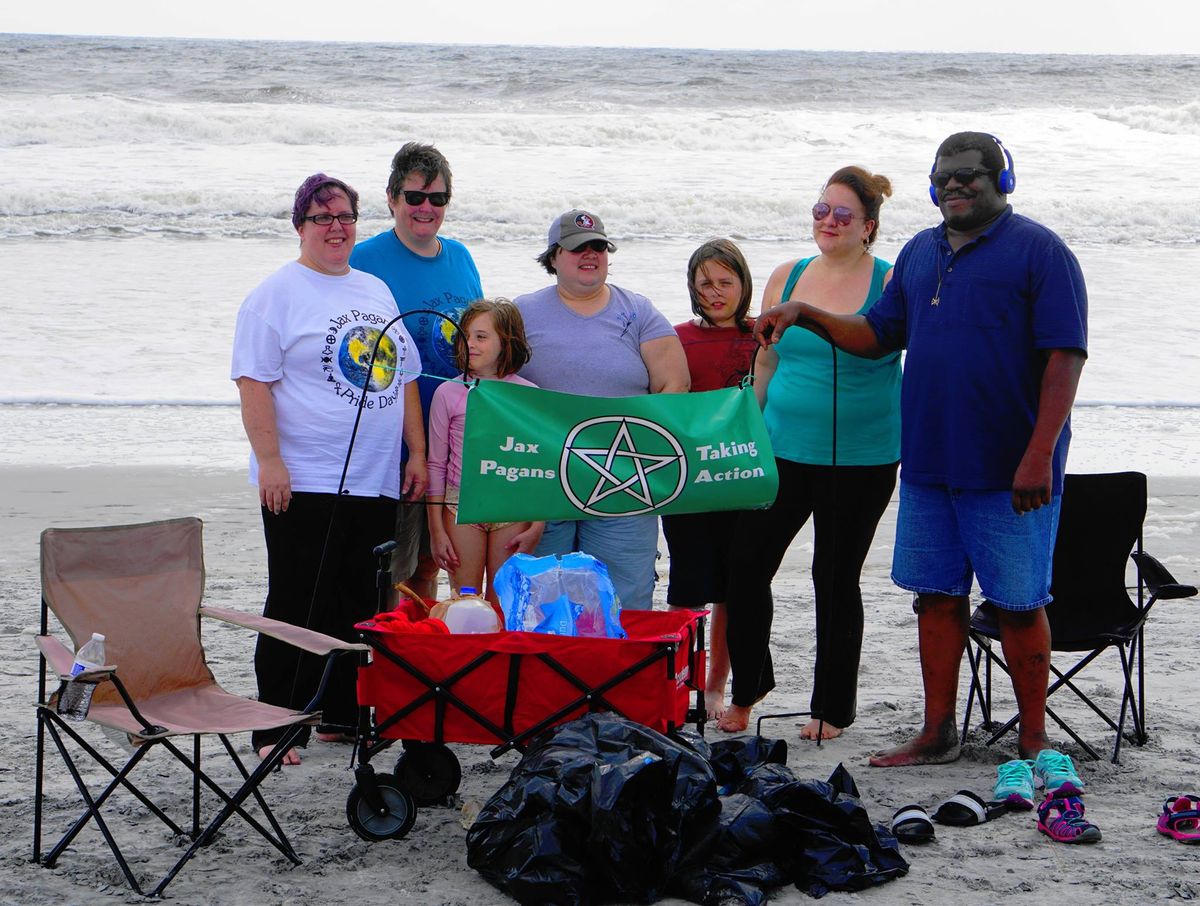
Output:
top-left (929, 134), bottom-right (1016, 204)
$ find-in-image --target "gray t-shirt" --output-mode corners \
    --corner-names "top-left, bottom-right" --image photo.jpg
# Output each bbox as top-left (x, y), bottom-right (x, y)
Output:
top-left (514, 284), bottom-right (675, 397)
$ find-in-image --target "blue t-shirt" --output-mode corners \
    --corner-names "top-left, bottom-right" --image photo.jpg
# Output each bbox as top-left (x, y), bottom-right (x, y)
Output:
top-left (765, 255), bottom-right (900, 466)
top-left (349, 229), bottom-right (483, 420)
top-left (865, 206), bottom-right (1088, 493)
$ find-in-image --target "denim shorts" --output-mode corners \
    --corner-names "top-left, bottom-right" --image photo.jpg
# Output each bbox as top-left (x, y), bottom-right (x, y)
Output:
top-left (891, 481), bottom-right (1061, 611)
top-left (536, 514), bottom-right (660, 611)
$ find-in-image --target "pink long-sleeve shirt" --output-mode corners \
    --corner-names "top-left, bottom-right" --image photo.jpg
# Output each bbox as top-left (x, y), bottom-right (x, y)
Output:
top-left (426, 373), bottom-right (537, 497)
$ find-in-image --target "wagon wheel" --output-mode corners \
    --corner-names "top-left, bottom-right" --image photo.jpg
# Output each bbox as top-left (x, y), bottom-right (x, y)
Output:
top-left (395, 741), bottom-right (462, 805)
top-left (346, 774), bottom-right (417, 841)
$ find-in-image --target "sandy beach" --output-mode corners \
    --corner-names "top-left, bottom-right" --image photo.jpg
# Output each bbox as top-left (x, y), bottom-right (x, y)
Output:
top-left (2, 463), bottom-right (1198, 904)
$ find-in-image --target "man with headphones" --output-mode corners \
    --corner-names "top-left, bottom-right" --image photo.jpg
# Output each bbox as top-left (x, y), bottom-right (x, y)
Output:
top-left (754, 131), bottom-right (1088, 767)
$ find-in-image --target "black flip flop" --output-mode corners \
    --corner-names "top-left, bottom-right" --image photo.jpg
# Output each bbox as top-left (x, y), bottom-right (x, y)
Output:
top-left (892, 804), bottom-right (936, 843)
top-left (932, 790), bottom-right (995, 827)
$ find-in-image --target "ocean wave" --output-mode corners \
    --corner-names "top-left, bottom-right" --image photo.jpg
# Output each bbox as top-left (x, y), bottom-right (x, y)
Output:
top-left (1098, 101), bottom-right (1200, 135)
top-left (0, 95), bottom-right (397, 148)
top-left (9, 35), bottom-right (1195, 113)
top-left (2, 87), bottom-right (1198, 247)
top-left (4, 187), bottom-right (1199, 247)
top-left (0, 397), bottom-right (237, 407)
top-left (1074, 401), bottom-right (1200, 409)
top-left (2, 398), bottom-right (1197, 411)
top-left (4, 89), bottom-right (1192, 153)
top-left (0, 95), bottom-right (797, 149)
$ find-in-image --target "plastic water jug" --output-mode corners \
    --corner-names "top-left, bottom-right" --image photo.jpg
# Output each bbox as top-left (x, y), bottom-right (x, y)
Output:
top-left (440, 588), bottom-right (501, 634)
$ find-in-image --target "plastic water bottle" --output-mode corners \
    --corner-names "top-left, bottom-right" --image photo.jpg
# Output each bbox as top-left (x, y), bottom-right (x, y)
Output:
top-left (58, 632), bottom-right (106, 721)
top-left (459, 798), bottom-right (483, 830)
top-left (441, 588), bottom-right (501, 634)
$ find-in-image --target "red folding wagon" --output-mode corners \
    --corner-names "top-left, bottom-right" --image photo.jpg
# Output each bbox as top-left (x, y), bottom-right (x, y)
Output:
top-left (343, 607), bottom-right (707, 840)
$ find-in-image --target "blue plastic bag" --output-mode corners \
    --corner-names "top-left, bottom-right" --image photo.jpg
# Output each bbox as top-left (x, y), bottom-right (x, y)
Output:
top-left (495, 552), bottom-right (625, 639)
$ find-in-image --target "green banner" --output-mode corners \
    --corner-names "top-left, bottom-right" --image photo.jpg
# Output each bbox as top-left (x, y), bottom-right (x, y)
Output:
top-left (456, 381), bottom-right (778, 523)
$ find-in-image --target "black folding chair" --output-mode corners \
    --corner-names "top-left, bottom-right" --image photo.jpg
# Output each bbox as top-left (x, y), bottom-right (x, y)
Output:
top-left (961, 472), bottom-right (1197, 762)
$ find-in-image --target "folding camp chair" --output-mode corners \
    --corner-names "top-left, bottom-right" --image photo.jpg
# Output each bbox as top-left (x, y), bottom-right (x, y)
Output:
top-left (961, 472), bottom-right (1197, 763)
top-left (33, 517), bottom-right (367, 897)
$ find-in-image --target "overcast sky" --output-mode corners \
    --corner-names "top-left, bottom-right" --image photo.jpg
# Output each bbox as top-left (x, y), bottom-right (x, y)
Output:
top-left (4, 0), bottom-right (1196, 54)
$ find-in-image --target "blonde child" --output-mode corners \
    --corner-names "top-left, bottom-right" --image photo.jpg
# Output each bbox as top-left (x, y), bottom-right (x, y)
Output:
top-left (427, 299), bottom-right (543, 604)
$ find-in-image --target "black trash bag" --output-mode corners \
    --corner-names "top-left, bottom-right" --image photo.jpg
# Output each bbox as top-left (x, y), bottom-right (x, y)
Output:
top-left (467, 716), bottom-right (907, 905)
top-left (743, 762), bottom-right (909, 898)
top-left (706, 736), bottom-right (789, 791)
top-left (669, 725), bottom-right (710, 760)
top-left (670, 792), bottom-right (789, 906)
top-left (589, 744), bottom-right (721, 902)
top-left (466, 713), bottom-right (721, 905)
top-left (465, 736), bottom-right (596, 903)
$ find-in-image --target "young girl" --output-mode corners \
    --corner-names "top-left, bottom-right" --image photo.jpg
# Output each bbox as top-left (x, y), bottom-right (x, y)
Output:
top-left (426, 299), bottom-right (543, 605)
top-left (661, 239), bottom-right (759, 721)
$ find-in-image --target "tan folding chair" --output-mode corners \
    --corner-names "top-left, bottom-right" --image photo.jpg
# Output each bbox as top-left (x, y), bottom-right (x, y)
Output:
top-left (32, 517), bottom-right (367, 897)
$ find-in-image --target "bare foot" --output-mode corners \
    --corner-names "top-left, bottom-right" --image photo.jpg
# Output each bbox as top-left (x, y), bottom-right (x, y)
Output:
top-left (259, 745), bottom-right (301, 765)
top-left (1017, 731), bottom-right (1051, 760)
top-left (869, 729), bottom-right (961, 767)
top-left (717, 704), bottom-right (752, 733)
top-left (799, 719), bottom-right (843, 740)
top-left (704, 689), bottom-right (727, 722)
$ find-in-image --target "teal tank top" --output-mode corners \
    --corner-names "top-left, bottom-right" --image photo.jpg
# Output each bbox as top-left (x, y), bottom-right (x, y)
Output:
top-left (763, 256), bottom-right (901, 466)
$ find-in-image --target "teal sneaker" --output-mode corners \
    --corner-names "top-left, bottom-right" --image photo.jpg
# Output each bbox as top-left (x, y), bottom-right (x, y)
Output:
top-left (1034, 749), bottom-right (1085, 797)
top-left (994, 759), bottom-right (1035, 810)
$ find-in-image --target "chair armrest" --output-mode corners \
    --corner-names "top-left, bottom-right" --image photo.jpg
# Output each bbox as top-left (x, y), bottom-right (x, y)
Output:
top-left (1131, 551), bottom-right (1199, 600)
top-left (200, 605), bottom-right (370, 655)
top-left (35, 635), bottom-right (74, 676)
top-left (34, 635), bottom-right (117, 682)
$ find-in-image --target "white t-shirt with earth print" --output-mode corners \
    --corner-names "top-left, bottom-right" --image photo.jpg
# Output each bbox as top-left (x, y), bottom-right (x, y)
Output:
top-left (231, 260), bottom-right (421, 498)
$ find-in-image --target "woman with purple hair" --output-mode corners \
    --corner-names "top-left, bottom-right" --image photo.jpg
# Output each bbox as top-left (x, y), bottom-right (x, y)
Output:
top-left (231, 173), bottom-right (426, 765)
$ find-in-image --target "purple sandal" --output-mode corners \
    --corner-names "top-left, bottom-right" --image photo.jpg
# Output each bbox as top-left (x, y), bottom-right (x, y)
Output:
top-left (1037, 795), bottom-right (1102, 844)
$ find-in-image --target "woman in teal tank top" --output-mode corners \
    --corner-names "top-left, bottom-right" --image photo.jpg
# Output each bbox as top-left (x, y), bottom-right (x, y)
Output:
top-left (720, 166), bottom-right (901, 740)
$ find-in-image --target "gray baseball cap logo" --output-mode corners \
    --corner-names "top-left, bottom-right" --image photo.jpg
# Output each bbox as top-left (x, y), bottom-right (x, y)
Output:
top-left (547, 209), bottom-right (617, 252)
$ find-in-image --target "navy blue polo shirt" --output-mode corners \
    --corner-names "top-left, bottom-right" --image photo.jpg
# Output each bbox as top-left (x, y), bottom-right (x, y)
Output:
top-left (865, 206), bottom-right (1088, 493)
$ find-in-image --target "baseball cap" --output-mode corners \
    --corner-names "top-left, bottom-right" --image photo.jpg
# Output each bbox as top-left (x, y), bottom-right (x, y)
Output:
top-left (547, 209), bottom-right (617, 252)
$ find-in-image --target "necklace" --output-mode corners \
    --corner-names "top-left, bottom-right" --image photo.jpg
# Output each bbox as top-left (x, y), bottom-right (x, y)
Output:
top-left (931, 249), bottom-right (949, 306)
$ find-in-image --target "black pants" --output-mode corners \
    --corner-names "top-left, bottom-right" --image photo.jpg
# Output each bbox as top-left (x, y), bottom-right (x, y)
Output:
top-left (725, 459), bottom-right (897, 725)
top-left (251, 492), bottom-right (397, 750)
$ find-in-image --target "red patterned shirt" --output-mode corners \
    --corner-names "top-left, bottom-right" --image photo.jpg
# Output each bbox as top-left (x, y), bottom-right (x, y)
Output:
top-left (674, 318), bottom-right (758, 392)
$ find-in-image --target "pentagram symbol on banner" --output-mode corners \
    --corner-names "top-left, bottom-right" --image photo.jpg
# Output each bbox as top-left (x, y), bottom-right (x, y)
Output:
top-left (560, 415), bottom-right (687, 516)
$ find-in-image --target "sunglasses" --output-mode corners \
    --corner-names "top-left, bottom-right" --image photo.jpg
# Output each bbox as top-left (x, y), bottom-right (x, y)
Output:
top-left (303, 212), bottom-right (358, 226)
top-left (811, 203), bottom-right (859, 227)
top-left (400, 190), bottom-right (450, 207)
top-left (929, 167), bottom-right (994, 189)
top-left (564, 239), bottom-right (610, 253)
